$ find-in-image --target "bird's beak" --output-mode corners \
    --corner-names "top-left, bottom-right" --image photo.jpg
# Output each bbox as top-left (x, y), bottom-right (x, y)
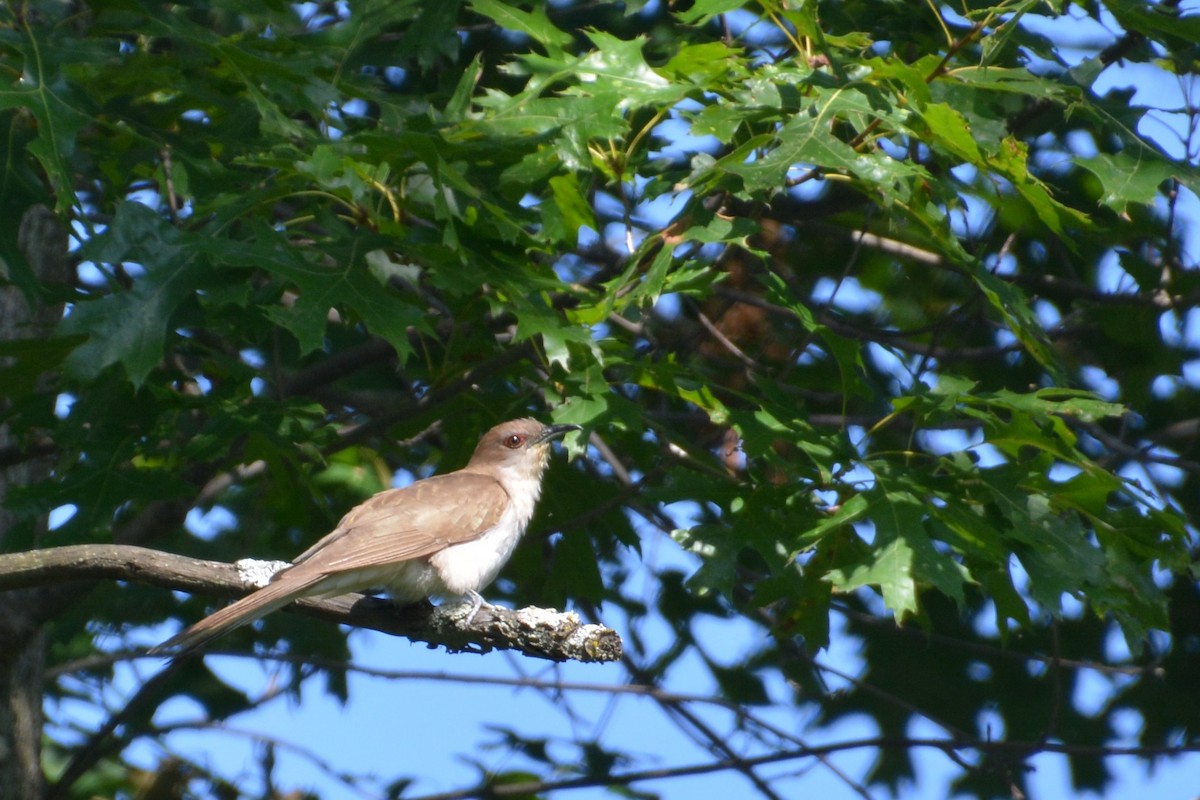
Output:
top-left (536, 423), bottom-right (583, 444)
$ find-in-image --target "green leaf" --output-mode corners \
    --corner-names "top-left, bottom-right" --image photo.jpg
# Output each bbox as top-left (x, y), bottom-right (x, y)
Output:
top-left (677, 0), bottom-right (749, 23)
top-left (251, 227), bottom-right (429, 359)
top-left (979, 566), bottom-right (1032, 635)
top-left (676, 211), bottom-right (758, 244)
top-left (979, 0), bottom-right (1040, 69)
top-left (542, 173), bottom-right (598, 242)
top-left (673, 523), bottom-right (740, 598)
top-left (703, 85), bottom-right (928, 207)
top-left (296, 144), bottom-right (379, 203)
top-left (794, 493), bottom-right (870, 549)
top-left (0, 37), bottom-right (90, 213)
top-left (990, 136), bottom-right (1093, 236)
top-left (59, 203), bottom-right (203, 386)
top-left (0, 335), bottom-right (86, 401)
top-left (1076, 152), bottom-right (1180, 213)
top-left (469, 0), bottom-right (573, 51)
top-left (571, 31), bottom-right (685, 107)
top-left (402, 0), bottom-right (465, 69)
top-left (829, 527), bottom-right (919, 617)
top-left (709, 660), bottom-right (770, 704)
top-left (543, 527), bottom-right (607, 605)
top-left (967, 263), bottom-right (1068, 383)
top-left (628, 242), bottom-right (677, 307)
top-left (446, 52), bottom-right (484, 121)
top-left (920, 103), bottom-right (985, 165)
top-left (662, 41), bottom-right (745, 85)
top-left (829, 488), bottom-right (971, 618)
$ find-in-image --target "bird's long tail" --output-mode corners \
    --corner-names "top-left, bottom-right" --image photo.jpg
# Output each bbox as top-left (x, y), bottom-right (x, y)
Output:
top-left (148, 573), bottom-right (319, 656)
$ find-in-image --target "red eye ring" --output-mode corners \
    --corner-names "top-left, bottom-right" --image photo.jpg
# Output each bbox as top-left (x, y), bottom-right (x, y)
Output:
top-left (504, 434), bottom-right (525, 449)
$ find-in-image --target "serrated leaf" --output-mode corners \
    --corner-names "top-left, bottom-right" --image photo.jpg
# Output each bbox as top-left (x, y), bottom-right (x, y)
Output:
top-left (968, 262), bottom-right (1068, 383)
top-left (674, 523), bottom-right (739, 598)
top-left (920, 103), bottom-right (985, 165)
top-left (571, 31), bottom-right (684, 107)
top-left (1076, 152), bottom-right (1179, 213)
top-left (676, 212), bottom-right (758, 244)
top-left (829, 489), bottom-right (970, 618)
top-left (0, 51), bottom-right (89, 213)
top-left (829, 529), bottom-right (919, 617)
top-left (627, 242), bottom-right (676, 307)
top-left (979, 0), bottom-right (1040, 69)
top-left (59, 202), bottom-right (203, 386)
top-left (677, 0), bottom-right (749, 23)
top-left (991, 136), bottom-right (1093, 236)
top-left (446, 52), bottom-right (484, 121)
top-left (469, 0), bottom-right (573, 50)
top-left (252, 232), bottom-right (428, 359)
top-left (795, 493), bottom-right (871, 548)
top-left (662, 41), bottom-right (744, 84)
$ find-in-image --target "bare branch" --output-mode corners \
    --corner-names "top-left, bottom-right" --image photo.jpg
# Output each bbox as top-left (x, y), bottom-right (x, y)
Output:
top-left (408, 736), bottom-right (1200, 800)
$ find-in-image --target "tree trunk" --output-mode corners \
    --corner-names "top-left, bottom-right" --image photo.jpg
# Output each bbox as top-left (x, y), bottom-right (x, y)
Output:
top-left (0, 206), bottom-right (70, 800)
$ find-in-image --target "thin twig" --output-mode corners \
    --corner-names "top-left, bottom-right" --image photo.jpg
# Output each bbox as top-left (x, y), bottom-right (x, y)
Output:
top-left (406, 736), bottom-right (1200, 800)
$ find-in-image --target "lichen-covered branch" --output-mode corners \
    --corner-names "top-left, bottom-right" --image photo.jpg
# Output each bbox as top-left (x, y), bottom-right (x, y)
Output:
top-left (0, 545), bottom-right (622, 664)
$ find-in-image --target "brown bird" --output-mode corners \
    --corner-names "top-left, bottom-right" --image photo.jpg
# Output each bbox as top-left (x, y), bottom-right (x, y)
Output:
top-left (151, 418), bottom-right (581, 654)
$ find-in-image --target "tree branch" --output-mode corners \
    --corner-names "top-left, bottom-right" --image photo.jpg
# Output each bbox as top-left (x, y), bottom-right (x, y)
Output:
top-left (0, 545), bottom-right (622, 664)
top-left (409, 735), bottom-right (1200, 800)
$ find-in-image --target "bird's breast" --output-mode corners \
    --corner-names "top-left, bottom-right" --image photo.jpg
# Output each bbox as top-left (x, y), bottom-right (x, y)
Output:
top-left (428, 481), bottom-right (539, 596)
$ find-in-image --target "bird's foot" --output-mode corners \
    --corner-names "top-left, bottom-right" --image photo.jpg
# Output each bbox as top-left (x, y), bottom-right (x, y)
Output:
top-left (463, 590), bottom-right (487, 625)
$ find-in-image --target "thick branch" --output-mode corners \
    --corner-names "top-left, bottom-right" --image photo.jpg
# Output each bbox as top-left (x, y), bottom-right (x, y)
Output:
top-left (0, 545), bottom-right (622, 664)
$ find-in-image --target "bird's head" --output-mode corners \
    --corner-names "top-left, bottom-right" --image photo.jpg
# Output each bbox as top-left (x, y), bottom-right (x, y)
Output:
top-left (466, 418), bottom-right (581, 481)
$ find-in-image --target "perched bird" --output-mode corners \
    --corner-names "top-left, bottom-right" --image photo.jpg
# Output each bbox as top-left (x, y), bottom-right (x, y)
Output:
top-left (151, 418), bottom-right (580, 654)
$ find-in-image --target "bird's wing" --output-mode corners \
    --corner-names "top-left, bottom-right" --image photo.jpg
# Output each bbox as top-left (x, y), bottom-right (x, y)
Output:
top-left (151, 475), bottom-right (508, 655)
top-left (286, 472), bottom-right (510, 578)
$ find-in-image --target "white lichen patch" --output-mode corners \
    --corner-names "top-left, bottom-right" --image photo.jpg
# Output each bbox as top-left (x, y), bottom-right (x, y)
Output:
top-left (516, 605), bottom-right (581, 629)
top-left (235, 558), bottom-right (290, 588)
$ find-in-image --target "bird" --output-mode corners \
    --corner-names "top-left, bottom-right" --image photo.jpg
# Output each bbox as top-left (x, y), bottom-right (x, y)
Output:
top-left (150, 418), bottom-right (581, 654)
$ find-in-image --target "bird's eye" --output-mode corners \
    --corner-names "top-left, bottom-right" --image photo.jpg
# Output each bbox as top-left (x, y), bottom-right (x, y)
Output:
top-left (504, 434), bottom-right (526, 449)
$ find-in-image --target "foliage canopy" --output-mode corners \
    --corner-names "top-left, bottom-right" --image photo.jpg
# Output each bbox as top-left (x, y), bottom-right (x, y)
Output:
top-left (2, 0), bottom-right (1199, 798)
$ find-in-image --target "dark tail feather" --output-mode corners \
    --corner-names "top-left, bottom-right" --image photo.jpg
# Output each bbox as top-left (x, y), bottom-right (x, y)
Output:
top-left (148, 575), bottom-right (316, 656)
